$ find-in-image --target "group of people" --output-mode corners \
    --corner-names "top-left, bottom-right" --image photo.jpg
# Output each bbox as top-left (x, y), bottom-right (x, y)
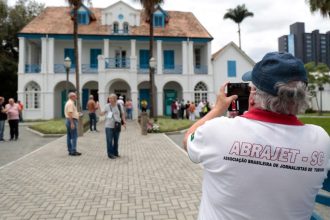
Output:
top-left (65, 93), bottom-right (128, 159)
top-left (0, 97), bottom-right (23, 141)
top-left (170, 99), bottom-right (212, 121)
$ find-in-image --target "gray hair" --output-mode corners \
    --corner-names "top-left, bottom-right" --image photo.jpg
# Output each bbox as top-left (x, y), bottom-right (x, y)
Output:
top-left (253, 81), bottom-right (309, 115)
top-left (108, 93), bottom-right (117, 100)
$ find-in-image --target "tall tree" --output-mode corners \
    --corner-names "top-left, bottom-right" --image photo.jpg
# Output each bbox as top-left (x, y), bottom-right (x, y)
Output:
top-left (66, 0), bottom-right (91, 135)
top-left (306, 0), bottom-right (330, 17)
top-left (136, 0), bottom-right (164, 121)
top-left (305, 62), bottom-right (330, 115)
top-left (223, 4), bottom-right (253, 49)
top-left (0, 0), bottom-right (44, 101)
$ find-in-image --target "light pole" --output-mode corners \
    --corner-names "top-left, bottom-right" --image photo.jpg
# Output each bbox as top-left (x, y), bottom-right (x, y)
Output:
top-left (149, 57), bottom-right (157, 121)
top-left (318, 85), bottom-right (324, 116)
top-left (64, 57), bottom-right (71, 98)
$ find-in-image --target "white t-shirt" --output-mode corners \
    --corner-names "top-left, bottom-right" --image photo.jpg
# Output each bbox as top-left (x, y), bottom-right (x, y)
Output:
top-left (187, 109), bottom-right (330, 220)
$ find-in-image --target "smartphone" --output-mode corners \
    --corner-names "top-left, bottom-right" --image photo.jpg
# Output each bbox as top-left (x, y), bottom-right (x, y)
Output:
top-left (227, 83), bottom-right (250, 115)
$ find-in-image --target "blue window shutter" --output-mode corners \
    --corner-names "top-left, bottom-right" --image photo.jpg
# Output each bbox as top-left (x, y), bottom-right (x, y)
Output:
top-left (227, 60), bottom-right (236, 77)
top-left (64, 48), bottom-right (75, 68)
top-left (154, 14), bottom-right (164, 27)
top-left (139, 50), bottom-right (149, 69)
top-left (164, 50), bottom-right (174, 69)
top-left (90, 49), bottom-right (102, 68)
top-left (82, 88), bottom-right (89, 110)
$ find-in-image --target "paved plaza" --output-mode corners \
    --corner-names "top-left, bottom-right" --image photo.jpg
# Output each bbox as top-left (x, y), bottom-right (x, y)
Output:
top-left (0, 121), bottom-right (329, 220)
top-left (0, 121), bottom-right (202, 220)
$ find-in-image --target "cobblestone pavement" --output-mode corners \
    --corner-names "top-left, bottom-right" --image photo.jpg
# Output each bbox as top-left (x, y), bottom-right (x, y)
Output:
top-left (0, 121), bottom-right (203, 220)
top-left (0, 124), bottom-right (59, 167)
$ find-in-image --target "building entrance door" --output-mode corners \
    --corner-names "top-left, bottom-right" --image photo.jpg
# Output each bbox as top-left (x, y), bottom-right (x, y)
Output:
top-left (164, 90), bottom-right (177, 116)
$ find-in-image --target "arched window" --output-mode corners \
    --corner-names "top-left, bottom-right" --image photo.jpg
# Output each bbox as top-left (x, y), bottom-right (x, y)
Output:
top-left (123, 22), bottom-right (129, 34)
top-left (113, 22), bottom-right (119, 33)
top-left (194, 82), bottom-right (208, 104)
top-left (24, 81), bottom-right (41, 109)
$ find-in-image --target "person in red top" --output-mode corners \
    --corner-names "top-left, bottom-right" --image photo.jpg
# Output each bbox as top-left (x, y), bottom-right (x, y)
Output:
top-left (17, 100), bottom-right (24, 122)
top-left (125, 98), bottom-right (133, 120)
top-left (4, 98), bottom-right (21, 141)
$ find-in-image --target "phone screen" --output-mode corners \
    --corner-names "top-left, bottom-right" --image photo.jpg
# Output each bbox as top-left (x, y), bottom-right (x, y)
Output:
top-left (227, 83), bottom-right (250, 115)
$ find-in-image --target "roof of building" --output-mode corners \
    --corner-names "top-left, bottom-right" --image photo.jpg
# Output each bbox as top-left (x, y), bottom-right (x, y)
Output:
top-left (20, 6), bottom-right (212, 39)
top-left (212, 41), bottom-right (255, 65)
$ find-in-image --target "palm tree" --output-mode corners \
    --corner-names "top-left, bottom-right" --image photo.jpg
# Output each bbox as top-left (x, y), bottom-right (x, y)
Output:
top-left (136, 0), bottom-right (164, 121)
top-left (223, 4), bottom-right (254, 49)
top-left (306, 0), bottom-right (330, 18)
top-left (67, 0), bottom-right (83, 135)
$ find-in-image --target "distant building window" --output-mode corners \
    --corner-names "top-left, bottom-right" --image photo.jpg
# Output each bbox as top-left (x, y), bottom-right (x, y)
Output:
top-left (113, 22), bottom-right (119, 33)
top-left (163, 50), bottom-right (174, 69)
top-left (139, 49), bottom-right (150, 69)
top-left (195, 48), bottom-right (201, 68)
top-left (90, 49), bottom-right (102, 68)
top-left (24, 81), bottom-right (41, 109)
top-left (64, 48), bottom-right (75, 68)
top-left (227, 60), bottom-right (236, 77)
top-left (194, 82), bottom-right (208, 104)
top-left (123, 22), bottom-right (129, 33)
top-left (118, 14), bottom-right (124, 20)
top-left (78, 11), bottom-right (89, 25)
top-left (154, 14), bottom-right (164, 27)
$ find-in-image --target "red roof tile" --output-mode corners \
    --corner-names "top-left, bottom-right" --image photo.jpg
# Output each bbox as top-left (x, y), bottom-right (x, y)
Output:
top-left (20, 7), bottom-right (212, 39)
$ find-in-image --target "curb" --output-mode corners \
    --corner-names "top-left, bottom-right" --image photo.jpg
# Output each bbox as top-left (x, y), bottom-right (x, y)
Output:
top-left (165, 129), bottom-right (188, 135)
top-left (26, 127), bottom-right (64, 138)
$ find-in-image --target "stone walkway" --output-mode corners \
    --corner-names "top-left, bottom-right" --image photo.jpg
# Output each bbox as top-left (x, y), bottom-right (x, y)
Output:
top-left (0, 121), bottom-right (202, 220)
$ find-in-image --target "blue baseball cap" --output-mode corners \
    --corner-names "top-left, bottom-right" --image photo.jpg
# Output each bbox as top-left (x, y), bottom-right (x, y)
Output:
top-left (242, 52), bottom-right (308, 96)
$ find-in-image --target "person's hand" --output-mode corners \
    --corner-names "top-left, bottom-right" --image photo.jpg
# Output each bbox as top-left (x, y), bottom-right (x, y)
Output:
top-left (122, 122), bottom-right (127, 130)
top-left (213, 82), bottom-right (238, 116)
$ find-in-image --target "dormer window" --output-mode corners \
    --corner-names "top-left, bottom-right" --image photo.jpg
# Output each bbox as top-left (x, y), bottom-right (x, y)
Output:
top-left (123, 22), bottom-right (129, 34)
top-left (78, 11), bottom-right (89, 25)
top-left (113, 22), bottom-right (119, 33)
top-left (154, 14), bottom-right (164, 27)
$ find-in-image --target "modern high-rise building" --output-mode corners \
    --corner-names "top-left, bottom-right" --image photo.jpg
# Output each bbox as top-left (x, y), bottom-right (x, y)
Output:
top-left (278, 22), bottom-right (330, 67)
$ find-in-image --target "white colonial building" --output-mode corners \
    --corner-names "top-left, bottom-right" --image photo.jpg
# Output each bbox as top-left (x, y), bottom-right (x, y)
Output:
top-left (17, 1), bottom-right (255, 120)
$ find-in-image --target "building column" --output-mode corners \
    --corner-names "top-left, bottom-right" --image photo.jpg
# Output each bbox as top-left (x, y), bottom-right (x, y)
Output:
top-left (157, 40), bottom-right (162, 74)
top-left (78, 38), bottom-right (82, 75)
top-left (104, 39), bottom-right (109, 58)
top-left (18, 37), bottom-right (26, 73)
top-left (207, 42), bottom-right (212, 75)
top-left (182, 41), bottom-right (188, 75)
top-left (47, 38), bottom-right (55, 74)
top-left (131, 90), bottom-right (138, 119)
top-left (157, 91), bottom-right (163, 116)
top-left (41, 37), bottom-right (47, 73)
top-left (130, 39), bottom-right (137, 71)
top-left (188, 40), bottom-right (194, 74)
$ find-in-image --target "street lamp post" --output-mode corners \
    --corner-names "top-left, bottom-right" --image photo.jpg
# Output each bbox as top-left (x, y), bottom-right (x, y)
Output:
top-left (319, 85), bottom-right (324, 115)
top-left (64, 57), bottom-right (71, 98)
top-left (149, 57), bottom-right (157, 121)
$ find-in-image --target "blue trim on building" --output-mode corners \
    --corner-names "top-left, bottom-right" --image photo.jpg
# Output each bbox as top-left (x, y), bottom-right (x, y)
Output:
top-left (90, 48), bottom-right (102, 68)
top-left (164, 50), bottom-right (174, 69)
top-left (227, 60), bottom-right (237, 77)
top-left (18, 33), bottom-right (213, 42)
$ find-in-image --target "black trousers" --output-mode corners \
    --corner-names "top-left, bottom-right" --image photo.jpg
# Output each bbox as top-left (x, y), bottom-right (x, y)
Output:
top-left (8, 119), bottom-right (19, 140)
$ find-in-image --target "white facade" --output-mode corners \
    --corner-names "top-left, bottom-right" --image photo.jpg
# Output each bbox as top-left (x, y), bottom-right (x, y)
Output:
top-left (17, 3), bottom-right (256, 120)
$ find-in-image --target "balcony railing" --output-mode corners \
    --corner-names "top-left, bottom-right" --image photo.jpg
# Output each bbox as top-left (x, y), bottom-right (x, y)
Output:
top-left (163, 65), bottom-right (182, 74)
top-left (194, 65), bottom-right (208, 74)
top-left (105, 58), bottom-right (130, 69)
top-left (25, 64), bottom-right (41, 73)
top-left (112, 29), bottom-right (129, 35)
top-left (54, 64), bottom-right (75, 74)
top-left (82, 64), bottom-right (98, 74)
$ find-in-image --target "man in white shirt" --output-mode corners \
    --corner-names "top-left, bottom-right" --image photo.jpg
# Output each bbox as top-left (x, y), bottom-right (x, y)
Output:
top-left (184, 52), bottom-right (330, 220)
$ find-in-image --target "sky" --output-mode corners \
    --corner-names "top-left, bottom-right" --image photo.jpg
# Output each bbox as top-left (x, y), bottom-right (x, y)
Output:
top-left (7, 0), bottom-right (330, 62)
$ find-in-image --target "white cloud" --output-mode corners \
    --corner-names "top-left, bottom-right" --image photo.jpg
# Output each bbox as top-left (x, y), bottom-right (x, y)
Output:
top-left (8, 0), bottom-right (330, 61)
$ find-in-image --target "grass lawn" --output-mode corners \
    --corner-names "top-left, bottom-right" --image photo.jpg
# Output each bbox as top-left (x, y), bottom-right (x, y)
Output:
top-left (29, 115), bottom-right (90, 134)
top-left (154, 117), bottom-right (195, 133)
top-left (299, 117), bottom-right (330, 135)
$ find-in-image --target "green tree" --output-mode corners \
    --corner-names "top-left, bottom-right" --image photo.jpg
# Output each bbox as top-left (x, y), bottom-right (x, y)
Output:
top-left (136, 0), bottom-right (164, 121)
top-left (0, 0), bottom-right (44, 101)
top-left (223, 4), bottom-right (254, 49)
top-left (306, 0), bottom-right (330, 17)
top-left (305, 62), bottom-right (330, 114)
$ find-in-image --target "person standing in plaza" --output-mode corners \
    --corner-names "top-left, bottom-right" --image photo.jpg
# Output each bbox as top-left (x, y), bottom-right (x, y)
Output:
top-left (99, 94), bottom-right (126, 159)
top-left (188, 101), bottom-right (196, 121)
top-left (0, 97), bottom-right (7, 141)
top-left (125, 98), bottom-right (133, 120)
top-left (64, 92), bottom-right (81, 156)
top-left (86, 95), bottom-right (98, 132)
top-left (17, 100), bottom-right (24, 122)
top-left (4, 98), bottom-right (20, 141)
top-left (184, 52), bottom-right (330, 220)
